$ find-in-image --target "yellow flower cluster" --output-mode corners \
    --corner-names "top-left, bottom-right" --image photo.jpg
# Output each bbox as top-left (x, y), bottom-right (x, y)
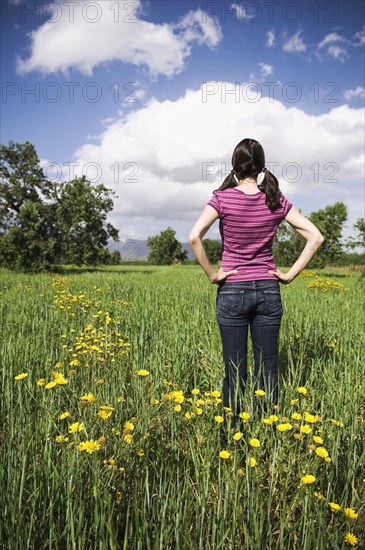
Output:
top-left (306, 276), bottom-right (350, 293)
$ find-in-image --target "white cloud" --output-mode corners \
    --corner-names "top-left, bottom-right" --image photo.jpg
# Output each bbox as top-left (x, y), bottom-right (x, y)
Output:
top-left (266, 30), bottom-right (275, 48)
top-left (230, 3), bottom-right (250, 21)
top-left (258, 62), bottom-right (273, 78)
top-left (344, 87), bottom-right (365, 101)
top-left (353, 24), bottom-right (365, 46)
top-left (69, 83), bottom-right (364, 239)
top-left (283, 32), bottom-right (306, 53)
top-left (318, 32), bottom-right (346, 49)
top-left (327, 45), bottom-right (349, 62)
top-left (17, 1), bottom-right (222, 78)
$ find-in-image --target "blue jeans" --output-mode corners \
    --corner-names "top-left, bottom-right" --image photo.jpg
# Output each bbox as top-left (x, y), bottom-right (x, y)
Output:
top-left (216, 279), bottom-right (283, 426)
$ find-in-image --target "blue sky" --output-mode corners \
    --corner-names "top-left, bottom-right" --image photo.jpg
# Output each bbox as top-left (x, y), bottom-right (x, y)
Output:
top-left (1, 0), bottom-right (364, 246)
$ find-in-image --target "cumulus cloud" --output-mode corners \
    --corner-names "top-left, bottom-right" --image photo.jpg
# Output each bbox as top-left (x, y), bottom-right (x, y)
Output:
top-left (17, 0), bottom-right (222, 78)
top-left (283, 32), bottom-right (306, 53)
top-left (353, 24), bottom-right (365, 46)
top-left (66, 82), bottom-right (364, 239)
top-left (344, 87), bottom-right (365, 101)
top-left (266, 30), bottom-right (275, 48)
top-left (249, 63), bottom-right (274, 82)
top-left (317, 32), bottom-right (349, 62)
top-left (327, 45), bottom-right (349, 62)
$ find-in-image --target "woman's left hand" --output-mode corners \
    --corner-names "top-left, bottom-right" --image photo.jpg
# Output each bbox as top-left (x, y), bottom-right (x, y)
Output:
top-left (209, 267), bottom-right (238, 284)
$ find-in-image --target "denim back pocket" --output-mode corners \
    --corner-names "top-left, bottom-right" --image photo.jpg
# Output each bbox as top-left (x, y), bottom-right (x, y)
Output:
top-left (263, 289), bottom-right (283, 317)
top-left (216, 290), bottom-right (244, 318)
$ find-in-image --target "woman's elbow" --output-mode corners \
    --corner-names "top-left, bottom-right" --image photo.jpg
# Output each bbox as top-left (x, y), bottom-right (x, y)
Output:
top-left (189, 233), bottom-right (201, 244)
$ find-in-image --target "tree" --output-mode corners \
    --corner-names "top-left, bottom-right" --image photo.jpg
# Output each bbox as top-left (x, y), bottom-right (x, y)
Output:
top-left (0, 141), bottom-right (58, 271)
top-left (344, 217), bottom-right (365, 251)
top-left (53, 176), bottom-right (119, 266)
top-left (0, 141), bottom-right (120, 271)
top-left (201, 238), bottom-right (222, 264)
top-left (147, 227), bottom-right (188, 265)
top-left (273, 210), bottom-right (306, 267)
top-left (309, 202), bottom-right (347, 265)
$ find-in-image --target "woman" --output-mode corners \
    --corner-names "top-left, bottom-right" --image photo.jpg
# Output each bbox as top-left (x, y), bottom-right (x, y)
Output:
top-left (189, 138), bottom-right (324, 431)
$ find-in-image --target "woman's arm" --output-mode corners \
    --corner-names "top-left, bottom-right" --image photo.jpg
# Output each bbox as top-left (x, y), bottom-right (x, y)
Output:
top-left (189, 205), bottom-right (238, 283)
top-left (267, 206), bottom-right (325, 283)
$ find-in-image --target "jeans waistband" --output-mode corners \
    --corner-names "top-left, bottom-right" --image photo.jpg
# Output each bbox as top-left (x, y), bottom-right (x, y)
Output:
top-left (218, 279), bottom-right (280, 290)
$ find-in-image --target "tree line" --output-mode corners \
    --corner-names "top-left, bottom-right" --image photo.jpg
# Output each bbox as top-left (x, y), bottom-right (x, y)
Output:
top-left (0, 141), bottom-right (363, 272)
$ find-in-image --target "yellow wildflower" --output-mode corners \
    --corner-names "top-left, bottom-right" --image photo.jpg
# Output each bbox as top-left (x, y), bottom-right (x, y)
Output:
top-left (344, 508), bottom-right (358, 520)
top-left (277, 423), bottom-right (293, 432)
top-left (211, 390), bottom-right (221, 398)
top-left (214, 416), bottom-right (224, 424)
top-left (300, 425), bottom-right (312, 434)
top-left (291, 399), bottom-right (299, 405)
top-left (239, 412), bottom-right (250, 422)
top-left (297, 387), bottom-right (307, 395)
top-left (313, 436), bottom-right (324, 444)
top-left (124, 434), bottom-right (133, 444)
top-left (219, 450), bottom-right (231, 460)
top-left (37, 378), bottom-right (46, 386)
top-left (315, 447), bottom-right (329, 459)
top-left (301, 474), bottom-right (316, 484)
top-left (174, 404), bottom-right (181, 412)
top-left (69, 422), bottom-right (84, 433)
top-left (304, 412), bottom-right (320, 423)
top-left (59, 411), bottom-right (70, 420)
top-left (191, 388), bottom-right (200, 395)
top-left (329, 502), bottom-right (341, 512)
top-left (14, 373), bottom-right (28, 380)
top-left (345, 533), bottom-right (358, 546)
top-left (291, 413), bottom-right (302, 421)
top-left (80, 393), bottom-right (97, 403)
top-left (250, 438), bottom-right (261, 448)
top-left (248, 457), bottom-right (257, 467)
top-left (137, 369), bottom-right (150, 377)
top-left (233, 432), bottom-right (243, 441)
top-left (314, 491), bottom-right (326, 500)
top-left (255, 390), bottom-right (265, 397)
top-left (78, 440), bottom-right (101, 454)
top-left (45, 381), bottom-right (57, 389)
top-left (263, 418), bottom-right (273, 426)
top-left (269, 415), bottom-right (278, 422)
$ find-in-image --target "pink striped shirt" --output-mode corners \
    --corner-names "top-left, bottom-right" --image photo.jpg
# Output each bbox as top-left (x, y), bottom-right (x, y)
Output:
top-left (206, 187), bottom-right (293, 282)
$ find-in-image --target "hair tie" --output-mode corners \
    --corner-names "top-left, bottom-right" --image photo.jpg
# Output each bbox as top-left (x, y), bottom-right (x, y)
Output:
top-left (262, 167), bottom-right (267, 173)
top-left (231, 169), bottom-right (235, 174)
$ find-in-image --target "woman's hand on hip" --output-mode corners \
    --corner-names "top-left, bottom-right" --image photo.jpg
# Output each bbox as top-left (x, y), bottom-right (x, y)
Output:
top-left (267, 269), bottom-right (292, 284)
top-left (209, 267), bottom-right (238, 284)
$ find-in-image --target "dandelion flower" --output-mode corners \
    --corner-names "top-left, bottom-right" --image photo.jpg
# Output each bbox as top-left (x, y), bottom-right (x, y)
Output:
top-left (237, 468), bottom-right (245, 477)
top-left (345, 533), bottom-right (358, 546)
top-left (14, 373), bottom-right (28, 380)
top-left (124, 434), bottom-right (133, 444)
top-left (291, 413), bottom-right (302, 421)
top-left (219, 450), bottom-right (231, 460)
top-left (137, 369), bottom-right (150, 377)
top-left (59, 411), bottom-right (70, 420)
top-left (298, 387), bottom-right (307, 395)
top-left (37, 378), bottom-right (46, 386)
top-left (313, 436), bottom-right (324, 444)
top-left (80, 393), bottom-right (96, 403)
top-left (269, 415), bottom-right (279, 422)
top-left (185, 412), bottom-right (191, 420)
top-left (136, 449), bottom-right (144, 457)
top-left (315, 447), bottom-right (329, 459)
top-left (304, 412), bottom-right (320, 423)
top-left (211, 390), bottom-right (221, 398)
top-left (329, 502), bottom-right (341, 512)
top-left (301, 474), bottom-right (316, 484)
top-left (291, 399), bottom-right (299, 405)
top-left (233, 432), bottom-right (243, 441)
top-left (69, 422), bottom-right (84, 433)
top-left (300, 425), bottom-right (312, 434)
top-left (239, 412), bottom-right (250, 421)
top-left (263, 418), bottom-right (273, 426)
top-left (314, 491), bottom-right (326, 500)
top-left (250, 438), bottom-right (261, 448)
top-left (191, 388), bottom-right (200, 395)
top-left (214, 416), bottom-right (224, 424)
top-left (255, 390), bottom-right (265, 397)
top-left (344, 508), bottom-right (358, 520)
top-left (248, 457), bottom-right (257, 467)
top-left (330, 419), bottom-right (344, 427)
top-left (277, 423), bottom-right (293, 432)
top-left (45, 381), bottom-right (57, 389)
top-left (78, 440), bottom-right (101, 454)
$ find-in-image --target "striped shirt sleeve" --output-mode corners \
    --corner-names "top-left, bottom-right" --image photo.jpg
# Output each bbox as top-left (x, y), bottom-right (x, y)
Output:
top-left (280, 192), bottom-right (293, 218)
top-left (206, 190), bottom-right (221, 216)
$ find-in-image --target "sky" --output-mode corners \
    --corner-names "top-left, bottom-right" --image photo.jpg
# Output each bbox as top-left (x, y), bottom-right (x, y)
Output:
top-left (1, 0), bottom-right (364, 250)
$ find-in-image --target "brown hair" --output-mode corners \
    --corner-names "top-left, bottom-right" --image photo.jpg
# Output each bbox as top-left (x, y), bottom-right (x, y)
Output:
top-left (217, 138), bottom-right (281, 210)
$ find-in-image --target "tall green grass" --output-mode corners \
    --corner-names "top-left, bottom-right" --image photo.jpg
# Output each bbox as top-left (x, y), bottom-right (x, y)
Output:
top-left (0, 265), bottom-right (364, 549)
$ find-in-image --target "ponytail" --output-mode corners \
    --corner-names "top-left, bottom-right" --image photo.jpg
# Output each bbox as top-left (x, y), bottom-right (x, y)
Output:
top-left (257, 167), bottom-right (281, 211)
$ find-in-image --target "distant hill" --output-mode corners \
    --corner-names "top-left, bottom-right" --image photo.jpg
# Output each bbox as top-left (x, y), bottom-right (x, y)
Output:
top-left (107, 239), bottom-right (196, 261)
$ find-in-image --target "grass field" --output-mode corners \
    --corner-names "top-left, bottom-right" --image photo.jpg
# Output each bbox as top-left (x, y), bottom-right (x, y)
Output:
top-left (1, 265), bottom-right (364, 549)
